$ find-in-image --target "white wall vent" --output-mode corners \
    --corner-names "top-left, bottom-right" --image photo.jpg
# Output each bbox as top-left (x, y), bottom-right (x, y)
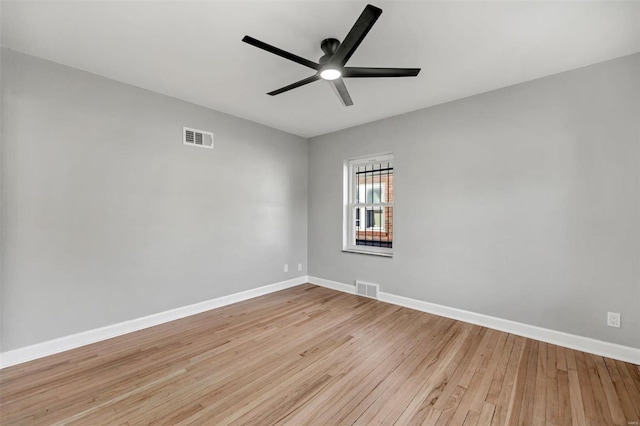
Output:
top-left (183, 127), bottom-right (213, 149)
top-left (355, 280), bottom-right (379, 300)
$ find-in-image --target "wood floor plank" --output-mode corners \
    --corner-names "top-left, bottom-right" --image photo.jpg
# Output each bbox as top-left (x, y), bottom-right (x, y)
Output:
top-left (178, 303), bottom-right (406, 425)
top-left (447, 331), bottom-right (504, 426)
top-left (556, 345), bottom-right (568, 372)
top-left (566, 349), bottom-right (589, 426)
top-left (533, 341), bottom-right (547, 426)
top-left (595, 356), bottom-right (627, 425)
top-left (505, 338), bottom-right (531, 424)
top-left (604, 357), bottom-right (639, 422)
top-left (486, 333), bottom-right (516, 406)
top-left (518, 339), bottom-right (538, 426)
top-left (121, 299), bottom-right (397, 425)
top-left (557, 368), bottom-right (573, 426)
top-left (1, 284), bottom-right (639, 425)
top-left (469, 332), bottom-right (509, 414)
top-left (478, 402), bottom-right (496, 425)
top-left (375, 323), bottom-right (477, 425)
top-left (491, 335), bottom-right (526, 426)
top-left (583, 351), bottom-right (614, 425)
top-left (308, 317), bottom-right (457, 425)
top-left (625, 361), bottom-right (640, 393)
top-left (392, 327), bottom-right (490, 425)
top-left (545, 343), bottom-right (559, 426)
top-left (381, 325), bottom-right (471, 423)
top-left (574, 350), bottom-right (602, 425)
top-left (211, 307), bottom-right (421, 425)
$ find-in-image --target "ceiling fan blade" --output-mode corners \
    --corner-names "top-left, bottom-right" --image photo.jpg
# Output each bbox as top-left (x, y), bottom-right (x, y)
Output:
top-left (328, 78), bottom-right (353, 106)
top-left (243, 36), bottom-right (319, 71)
top-left (330, 4), bottom-right (382, 66)
top-left (343, 67), bottom-right (421, 78)
top-left (267, 75), bottom-right (320, 96)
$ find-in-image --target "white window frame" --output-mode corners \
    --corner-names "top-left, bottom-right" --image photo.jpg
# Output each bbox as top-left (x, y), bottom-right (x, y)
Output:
top-left (343, 153), bottom-right (394, 257)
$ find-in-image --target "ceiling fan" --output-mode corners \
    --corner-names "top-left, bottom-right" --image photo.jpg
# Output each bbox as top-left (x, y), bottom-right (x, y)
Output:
top-left (242, 4), bottom-right (421, 107)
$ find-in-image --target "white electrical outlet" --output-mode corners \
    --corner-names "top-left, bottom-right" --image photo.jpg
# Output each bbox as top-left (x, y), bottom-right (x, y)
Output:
top-left (283, 264), bottom-right (288, 273)
top-left (298, 263), bottom-right (302, 271)
top-left (607, 312), bottom-right (620, 328)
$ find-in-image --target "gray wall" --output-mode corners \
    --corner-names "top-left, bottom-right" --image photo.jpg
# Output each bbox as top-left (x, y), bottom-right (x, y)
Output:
top-left (308, 54), bottom-right (640, 348)
top-left (2, 48), bottom-right (638, 353)
top-left (1, 48), bottom-right (308, 351)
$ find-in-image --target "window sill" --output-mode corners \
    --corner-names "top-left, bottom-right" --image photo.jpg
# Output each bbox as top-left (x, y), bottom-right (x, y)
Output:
top-left (342, 249), bottom-right (393, 258)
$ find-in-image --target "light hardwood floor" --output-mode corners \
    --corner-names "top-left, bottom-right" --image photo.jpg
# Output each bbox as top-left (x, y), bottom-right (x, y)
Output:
top-left (1, 284), bottom-right (639, 425)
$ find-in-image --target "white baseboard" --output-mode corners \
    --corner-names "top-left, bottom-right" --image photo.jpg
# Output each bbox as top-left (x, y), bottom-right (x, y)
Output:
top-left (307, 276), bottom-right (640, 365)
top-left (4, 275), bottom-right (637, 368)
top-left (0, 276), bottom-right (309, 369)
top-left (307, 276), bottom-right (355, 295)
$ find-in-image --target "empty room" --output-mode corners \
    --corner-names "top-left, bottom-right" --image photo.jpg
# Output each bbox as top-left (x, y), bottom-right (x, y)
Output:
top-left (1, 1), bottom-right (639, 424)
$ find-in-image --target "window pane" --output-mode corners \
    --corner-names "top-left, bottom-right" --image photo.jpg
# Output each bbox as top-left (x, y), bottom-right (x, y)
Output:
top-left (364, 208), bottom-right (383, 229)
top-left (373, 209), bottom-right (382, 228)
top-left (366, 187), bottom-right (381, 203)
top-left (366, 209), bottom-right (374, 227)
top-left (354, 206), bottom-right (393, 248)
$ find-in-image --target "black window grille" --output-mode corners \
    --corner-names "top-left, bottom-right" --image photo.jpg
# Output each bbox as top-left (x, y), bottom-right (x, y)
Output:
top-left (351, 159), bottom-right (393, 250)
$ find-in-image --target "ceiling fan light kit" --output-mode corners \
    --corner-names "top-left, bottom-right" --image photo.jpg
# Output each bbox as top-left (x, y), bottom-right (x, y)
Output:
top-left (242, 4), bottom-right (421, 107)
top-left (320, 68), bottom-right (341, 81)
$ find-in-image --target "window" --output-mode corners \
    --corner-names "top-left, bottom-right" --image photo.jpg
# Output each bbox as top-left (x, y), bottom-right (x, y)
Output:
top-left (344, 154), bottom-right (393, 256)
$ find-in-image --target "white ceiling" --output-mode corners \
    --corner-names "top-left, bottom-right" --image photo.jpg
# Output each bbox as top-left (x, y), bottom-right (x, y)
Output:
top-left (2, 1), bottom-right (639, 138)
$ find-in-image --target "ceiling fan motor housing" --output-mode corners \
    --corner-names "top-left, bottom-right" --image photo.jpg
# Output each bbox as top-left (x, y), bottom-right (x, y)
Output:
top-left (319, 38), bottom-right (341, 69)
top-left (320, 38), bottom-right (341, 57)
